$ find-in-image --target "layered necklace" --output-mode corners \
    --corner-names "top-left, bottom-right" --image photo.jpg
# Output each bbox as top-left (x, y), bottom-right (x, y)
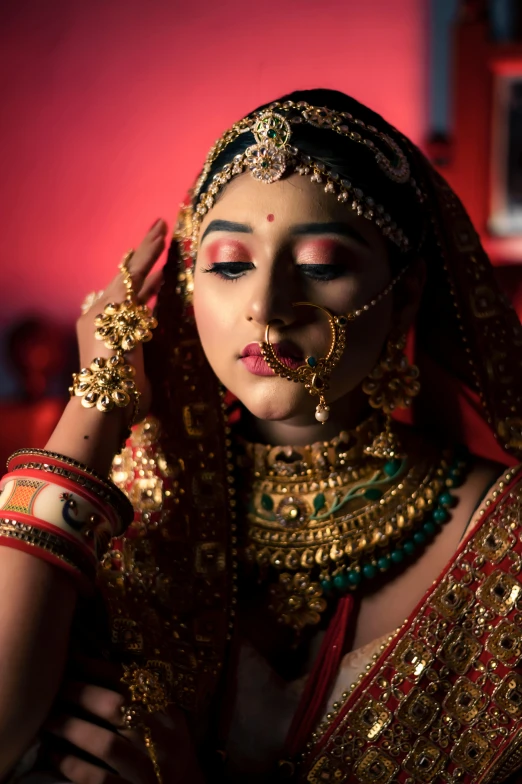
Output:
top-left (236, 414), bottom-right (469, 631)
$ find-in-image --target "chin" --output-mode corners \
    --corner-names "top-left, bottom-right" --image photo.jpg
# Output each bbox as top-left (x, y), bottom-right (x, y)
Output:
top-left (229, 378), bottom-right (311, 422)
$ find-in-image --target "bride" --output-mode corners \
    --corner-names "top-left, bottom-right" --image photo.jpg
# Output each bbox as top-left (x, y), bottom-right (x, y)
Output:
top-left (1, 88), bottom-right (521, 784)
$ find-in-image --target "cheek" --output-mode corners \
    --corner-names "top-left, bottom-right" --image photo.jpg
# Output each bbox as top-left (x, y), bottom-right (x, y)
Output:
top-left (329, 298), bottom-right (393, 399)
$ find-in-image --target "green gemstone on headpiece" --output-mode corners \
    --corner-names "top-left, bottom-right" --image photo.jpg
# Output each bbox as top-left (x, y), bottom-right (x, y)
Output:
top-left (377, 555), bottom-right (391, 571)
top-left (268, 129), bottom-right (277, 138)
top-left (390, 549), bottom-right (404, 564)
top-left (338, 316), bottom-right (347, 326)
top-left (261, 493), bottom-right (274, 511)
top-left (307, 356), bottom-right (317, 368)
top-left (403, 540), bottom-right (415, 555)
top-left (413, 531), bottom-right (427, 546)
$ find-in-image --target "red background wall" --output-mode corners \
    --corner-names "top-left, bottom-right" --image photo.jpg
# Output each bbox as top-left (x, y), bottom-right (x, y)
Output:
top-left (0, 0), bottom-right (428, 324)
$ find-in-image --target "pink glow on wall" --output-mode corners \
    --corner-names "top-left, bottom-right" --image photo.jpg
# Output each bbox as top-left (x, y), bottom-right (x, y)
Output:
top-left (0, 1), bottom-right (427, 322)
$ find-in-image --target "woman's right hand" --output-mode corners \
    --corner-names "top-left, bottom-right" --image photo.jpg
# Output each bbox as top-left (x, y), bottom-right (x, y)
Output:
top-left (45, 219), bottom-right (168, 475)
top-left (76, 219), bottom-right (168, 422)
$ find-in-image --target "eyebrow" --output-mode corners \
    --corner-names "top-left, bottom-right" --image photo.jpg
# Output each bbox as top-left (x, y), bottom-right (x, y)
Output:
top-left (200, 219), bottom-right (370, 247)
top-left (200, 220), bottom-right (253, 242)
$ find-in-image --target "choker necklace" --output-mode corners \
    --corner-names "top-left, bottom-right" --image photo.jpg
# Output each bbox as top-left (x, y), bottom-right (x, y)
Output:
top-left (236, 416), bottom-right (469, 631)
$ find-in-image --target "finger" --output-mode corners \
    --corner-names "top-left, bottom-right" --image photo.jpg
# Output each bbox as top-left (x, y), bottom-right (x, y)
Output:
top-left (53, 752), bottom-right (132, 784)
top-left (58, 680), bottom-right (126, 728)
top-left (45, 717), bottom-right (151, 783)
top-left (137, 267), bottom-right (163, 304)
top-left (90, 220), bottom-right (168, 311)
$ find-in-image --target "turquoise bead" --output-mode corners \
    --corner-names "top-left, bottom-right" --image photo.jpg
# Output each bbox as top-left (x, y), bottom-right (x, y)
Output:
top-left (413, 531), bottom-right (427, 546)
top-left (433, 507), bottom-right (449, 524)
top-left (364, 488), bottom-right (383, 501)
top-left (438, 491), bottom-right (454, 508)
top-left (390, 549), bottom-right (404, 564)
top-left (384, 458), bottom-right (401, 477)
top-left (448, 468), bottom-right (463, 487)
top-left (307, 356), bottom-right (317, 368)
top-left (321, 579), bottom-right (333, 595)
top-left (333, 573), bottom-right (347, 591)
top-left (403, 540), bottom-right (415, 555)
top-left (347, 570), bottom-right (362, 587)
top-left (362, 563), bottom-right (377, 579)
top-left (377, 556), bottom-right (391, 571)
top-left (423, 521), bottom-right (436, 536)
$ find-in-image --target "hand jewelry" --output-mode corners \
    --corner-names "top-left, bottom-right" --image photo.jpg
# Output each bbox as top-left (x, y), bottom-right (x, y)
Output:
top-left (71, 250), bottom-right (158, 445)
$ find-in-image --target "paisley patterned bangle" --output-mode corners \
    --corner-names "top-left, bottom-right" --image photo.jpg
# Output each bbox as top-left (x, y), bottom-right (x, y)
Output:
top-left (0, 472), bottom-right (116, 560)
top-left (7, 449), bottom-right (134, 534)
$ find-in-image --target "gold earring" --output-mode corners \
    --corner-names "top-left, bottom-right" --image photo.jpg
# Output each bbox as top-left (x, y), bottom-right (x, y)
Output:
top-left (259, 303), bottom-right (348, 424)
top-left (362, 333), bottom-right (420, 459)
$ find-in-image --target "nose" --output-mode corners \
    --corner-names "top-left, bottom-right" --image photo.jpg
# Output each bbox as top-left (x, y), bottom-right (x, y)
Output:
top-left (244, 265), bottom-right (297, 329)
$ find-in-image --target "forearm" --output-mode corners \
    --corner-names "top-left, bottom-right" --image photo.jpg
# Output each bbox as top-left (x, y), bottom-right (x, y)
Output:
top-left (0, 548), bottom-right (77, 775)
top-left (45, 396), bottom-right (128, 476)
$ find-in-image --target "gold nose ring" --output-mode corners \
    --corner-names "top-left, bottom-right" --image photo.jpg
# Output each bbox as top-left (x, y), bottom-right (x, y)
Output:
top-left (260, 303), bottom-right (348, 423)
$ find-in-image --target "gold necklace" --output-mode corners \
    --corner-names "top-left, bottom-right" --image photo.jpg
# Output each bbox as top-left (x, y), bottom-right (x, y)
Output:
top-left (236, 417), bottom-right (469, 631)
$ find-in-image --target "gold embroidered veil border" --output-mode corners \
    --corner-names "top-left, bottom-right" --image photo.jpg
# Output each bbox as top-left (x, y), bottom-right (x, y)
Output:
top-left (97, 90), bottom-right (522, 741)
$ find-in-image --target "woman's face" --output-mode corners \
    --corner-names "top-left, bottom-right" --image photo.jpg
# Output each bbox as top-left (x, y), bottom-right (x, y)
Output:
top-left (194, 172), bottom-right (394, 424)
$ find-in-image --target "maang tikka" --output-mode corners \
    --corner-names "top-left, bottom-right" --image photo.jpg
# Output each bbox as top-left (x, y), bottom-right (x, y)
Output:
top-left (259, 269), bottom-right (408, 424)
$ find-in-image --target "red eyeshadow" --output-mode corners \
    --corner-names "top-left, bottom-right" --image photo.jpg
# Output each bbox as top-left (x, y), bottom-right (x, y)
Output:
top-left (207, 239), bottom-right (250, 263)
top-left (296, 239), bottom-right (347, 263)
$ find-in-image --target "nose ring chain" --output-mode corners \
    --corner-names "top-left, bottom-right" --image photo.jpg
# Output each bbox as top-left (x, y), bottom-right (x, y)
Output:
top-left (259, 268), bottom-right (407, 423)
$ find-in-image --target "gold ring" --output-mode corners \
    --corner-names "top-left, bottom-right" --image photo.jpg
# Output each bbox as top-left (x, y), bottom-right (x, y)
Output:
top-left (119, 249), bottom-right (136, 299)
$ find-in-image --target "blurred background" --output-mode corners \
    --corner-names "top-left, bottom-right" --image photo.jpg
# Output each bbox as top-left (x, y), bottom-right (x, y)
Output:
top-left (0, 0), bottom-right (521, 464)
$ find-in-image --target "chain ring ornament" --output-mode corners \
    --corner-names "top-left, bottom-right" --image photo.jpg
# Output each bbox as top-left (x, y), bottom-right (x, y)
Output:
top-left (94, 251), bottom-right (158, 353)
top-left (259, 269), bottom-right (408, 424)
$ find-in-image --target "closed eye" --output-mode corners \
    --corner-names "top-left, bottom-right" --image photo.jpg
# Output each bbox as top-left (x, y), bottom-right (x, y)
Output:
top-left (297, 264), bottom-right (347, 281)
top-left (202, 262), bottom-right (254, 280)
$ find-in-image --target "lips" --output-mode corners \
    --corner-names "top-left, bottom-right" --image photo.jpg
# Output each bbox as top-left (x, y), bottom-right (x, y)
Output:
top-left (240, 341), bottom-right (304, 376)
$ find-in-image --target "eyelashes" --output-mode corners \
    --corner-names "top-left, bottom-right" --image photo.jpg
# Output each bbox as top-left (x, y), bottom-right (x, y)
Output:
top-left (202, 262), bottom-right (348, 282)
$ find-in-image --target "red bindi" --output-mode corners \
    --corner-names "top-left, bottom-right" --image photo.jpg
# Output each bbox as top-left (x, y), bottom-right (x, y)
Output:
top-left (267, 214), bottom-right (275, 222)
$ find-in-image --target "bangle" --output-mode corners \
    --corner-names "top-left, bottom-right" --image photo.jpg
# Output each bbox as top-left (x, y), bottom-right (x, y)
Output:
top-left (0, 517), bottom-right (96, 593)
top-left (7, 449), bottom-right (134, 534)
top-left (0, 472), bottom-right (117, 559)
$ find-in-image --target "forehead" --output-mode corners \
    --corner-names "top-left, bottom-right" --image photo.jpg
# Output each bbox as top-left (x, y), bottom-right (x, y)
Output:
top-left (198, 172), bottom-right (380, 240)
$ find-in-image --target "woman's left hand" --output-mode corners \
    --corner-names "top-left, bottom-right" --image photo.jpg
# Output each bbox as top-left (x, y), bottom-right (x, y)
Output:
top-left (42, 659), bottom-right (205, 784)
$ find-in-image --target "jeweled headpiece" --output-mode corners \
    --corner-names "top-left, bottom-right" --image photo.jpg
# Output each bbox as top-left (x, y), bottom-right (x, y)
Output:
top-left (174, 100), bottom-right (426, 297)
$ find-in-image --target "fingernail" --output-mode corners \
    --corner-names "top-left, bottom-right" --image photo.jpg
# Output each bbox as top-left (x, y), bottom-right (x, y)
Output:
top-left (149, 218), bottom-right (161, 231)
